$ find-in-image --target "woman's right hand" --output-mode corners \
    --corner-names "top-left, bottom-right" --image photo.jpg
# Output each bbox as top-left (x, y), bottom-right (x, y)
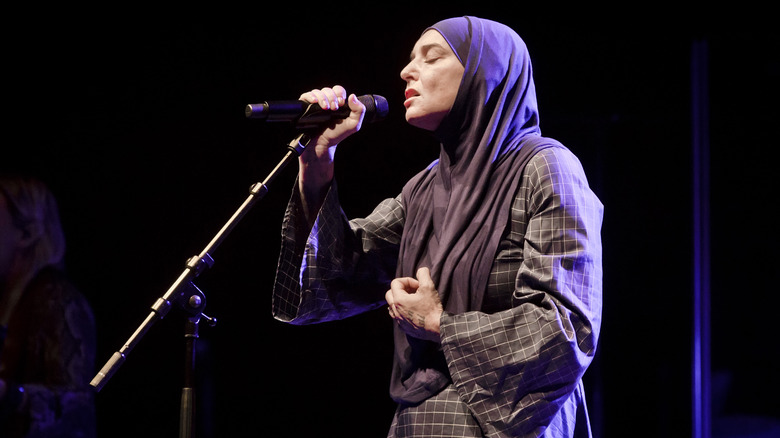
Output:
top-left (298, 85), bottom-right (366, 165)
top-left (297, 85), bottom-right (365, 224)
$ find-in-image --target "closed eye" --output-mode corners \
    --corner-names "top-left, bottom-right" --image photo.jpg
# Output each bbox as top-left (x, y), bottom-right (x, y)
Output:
top-left (410, 43), bottom-right (449, 63)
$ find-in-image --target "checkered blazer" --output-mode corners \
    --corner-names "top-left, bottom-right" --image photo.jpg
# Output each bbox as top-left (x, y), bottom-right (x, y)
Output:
top-left (273, 146), bottom-right (603, 437)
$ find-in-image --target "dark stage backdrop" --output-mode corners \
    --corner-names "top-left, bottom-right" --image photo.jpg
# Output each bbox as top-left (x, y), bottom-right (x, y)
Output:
top-left (5, 6), bottom-right (778, 437)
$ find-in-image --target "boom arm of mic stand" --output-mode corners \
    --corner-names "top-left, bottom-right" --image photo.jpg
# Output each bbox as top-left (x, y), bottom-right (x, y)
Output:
top-left (90, 132), bottom-right (312, 392)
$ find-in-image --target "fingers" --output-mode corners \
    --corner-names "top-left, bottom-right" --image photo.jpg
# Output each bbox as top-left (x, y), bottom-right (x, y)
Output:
top-left (387, 277), bottom-right (413, 320)
top-left (300, 85), bottom-right (348, 109)
top-left (386, 274), bottom-right (423, 320)
top-left (391, 276), bottom-right (419, 292)
top-left (385, 289), bottom-right (397, 318)
top-left (386, 267), bottom-right (442, 342)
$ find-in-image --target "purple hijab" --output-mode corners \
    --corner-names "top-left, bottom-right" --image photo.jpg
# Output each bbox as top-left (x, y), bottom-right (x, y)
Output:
top-left (390, 16), bottom-right (561, 404)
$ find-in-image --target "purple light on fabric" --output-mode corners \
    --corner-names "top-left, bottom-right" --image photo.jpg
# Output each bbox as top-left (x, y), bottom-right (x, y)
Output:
top-left (426, 17), bottom-right (471, 66)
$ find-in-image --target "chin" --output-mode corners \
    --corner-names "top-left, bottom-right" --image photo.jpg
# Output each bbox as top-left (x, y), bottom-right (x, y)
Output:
top-left (405, 112), bottom-right (436, 131)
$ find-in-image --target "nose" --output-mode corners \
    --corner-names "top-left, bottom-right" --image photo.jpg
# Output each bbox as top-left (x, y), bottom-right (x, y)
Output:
top-left (400, 61), bottom-right (415, 81)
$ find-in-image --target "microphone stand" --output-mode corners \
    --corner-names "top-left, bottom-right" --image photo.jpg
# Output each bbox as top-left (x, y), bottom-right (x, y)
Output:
top-left (91, 131), bottom-right (312, 438)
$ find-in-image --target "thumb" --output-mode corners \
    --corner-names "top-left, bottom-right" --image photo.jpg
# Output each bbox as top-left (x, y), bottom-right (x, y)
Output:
top-left (347, 94), bottom-right (366, 127)
top-left (416, 267), bottom-right (432, 283)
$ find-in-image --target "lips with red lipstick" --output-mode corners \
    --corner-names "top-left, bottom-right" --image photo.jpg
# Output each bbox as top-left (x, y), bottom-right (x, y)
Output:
top-left (404, 89), bottom-right (419, 108)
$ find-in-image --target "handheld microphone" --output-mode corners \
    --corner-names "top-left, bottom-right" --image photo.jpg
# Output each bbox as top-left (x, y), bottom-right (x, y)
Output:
top-left (245, 94), bottom-right (389, 128)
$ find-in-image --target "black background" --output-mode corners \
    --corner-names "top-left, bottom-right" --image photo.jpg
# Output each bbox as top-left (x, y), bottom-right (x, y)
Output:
top-left (5, 5), bottom-right (779, 437)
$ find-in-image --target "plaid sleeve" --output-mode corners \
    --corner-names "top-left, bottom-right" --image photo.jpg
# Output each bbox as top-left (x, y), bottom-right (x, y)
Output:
top-left (272, 181), bottom-right (404, 324)
top-left (440, 147), bottom-right (604, 436)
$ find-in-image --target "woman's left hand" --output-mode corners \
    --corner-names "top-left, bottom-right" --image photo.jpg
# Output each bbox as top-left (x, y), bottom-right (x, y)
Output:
top-left (386, 267), bottom-right (444, 343)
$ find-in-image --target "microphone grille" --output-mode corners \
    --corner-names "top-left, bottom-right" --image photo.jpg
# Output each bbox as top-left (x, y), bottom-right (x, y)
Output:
top-left (359, 94), bottom-right (389, 123)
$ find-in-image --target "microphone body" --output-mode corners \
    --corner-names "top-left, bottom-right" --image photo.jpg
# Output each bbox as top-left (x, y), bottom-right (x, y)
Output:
top-left (245, 94), bottom-right (388, 128)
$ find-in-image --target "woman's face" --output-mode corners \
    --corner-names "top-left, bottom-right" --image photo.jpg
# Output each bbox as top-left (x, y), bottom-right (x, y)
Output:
top-left (400, 30), bottom-right (465, 131)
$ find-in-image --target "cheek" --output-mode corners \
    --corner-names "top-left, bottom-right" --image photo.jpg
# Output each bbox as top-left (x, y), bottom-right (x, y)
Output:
top-left (441, 87), bottom-right (459, 111)
top-left (442, 72), bottom-right (463, 106)
top-left (429, 71), bottom-right (461, 110)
